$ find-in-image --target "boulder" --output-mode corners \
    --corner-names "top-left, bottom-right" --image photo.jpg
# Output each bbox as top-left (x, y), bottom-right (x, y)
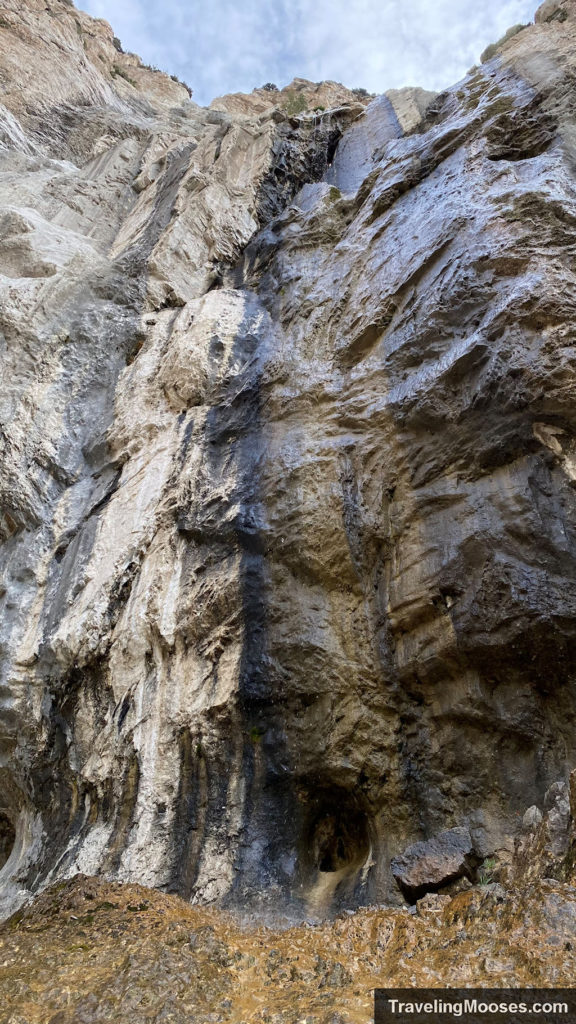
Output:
top-left (522, 806), bottom-right (543, 832)
top-left (391, 828), bottom-right (476, 901)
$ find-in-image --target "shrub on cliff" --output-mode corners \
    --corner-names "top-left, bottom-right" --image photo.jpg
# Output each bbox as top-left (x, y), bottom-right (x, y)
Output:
top-left (481, 23), bottom-right (529, 63)
top-left (281, 91), bottom-right (307, 116)
top-left (111, 65), bottom-right (137, 87)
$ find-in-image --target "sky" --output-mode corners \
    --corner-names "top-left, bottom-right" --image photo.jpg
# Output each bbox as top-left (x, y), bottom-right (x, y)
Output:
top-left (77, 0), bottom-right (539, 107)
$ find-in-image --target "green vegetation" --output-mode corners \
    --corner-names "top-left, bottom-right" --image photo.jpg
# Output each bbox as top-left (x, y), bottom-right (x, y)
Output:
top-left (478, 857), bottom-right (497, 885)
top-left (249, 725), bottom-right (266, 743)
top-left (170, 74), bottom-right (193, 97)
top-left (262, 82), bottom-right (278, 92)
top-left (112, 35), bottom-right (124, 52)
top-left (0, 16), bottom-right (12, 29)
top-left (481, 23), bottom-right (529, 63)
top-left (112, 60), bottom-right (192, 97)
top-left (111, 65), bottom-right (137, 87)
top-left (314, 105), bottom-right (326, 112)
top-left (282, 90), bottom-right (308, 116)
top-left (328, 186), bottom-right (341, 201)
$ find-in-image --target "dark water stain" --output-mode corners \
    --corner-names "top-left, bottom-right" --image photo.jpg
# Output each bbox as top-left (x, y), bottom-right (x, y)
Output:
top-left (172, 291), bottom-right (302, 909)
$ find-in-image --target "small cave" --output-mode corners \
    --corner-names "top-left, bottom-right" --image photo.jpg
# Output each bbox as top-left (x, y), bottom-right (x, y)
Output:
top-left (0, 813), bottom-right (15, 871)
top-left (300, 785), bottom-right (372, 877)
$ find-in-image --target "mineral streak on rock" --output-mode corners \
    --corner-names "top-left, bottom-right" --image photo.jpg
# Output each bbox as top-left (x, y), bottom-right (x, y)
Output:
top-left (2, 0), bottom-right (576, 924)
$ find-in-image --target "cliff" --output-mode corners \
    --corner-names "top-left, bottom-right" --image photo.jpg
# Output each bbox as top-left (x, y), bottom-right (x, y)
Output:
top-left (1, 0), bottom-right (576, 936)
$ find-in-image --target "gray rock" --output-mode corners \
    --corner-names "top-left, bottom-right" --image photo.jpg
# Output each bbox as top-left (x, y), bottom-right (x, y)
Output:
top-left (523, 806), bottom-right (543, 832)
top-left (391, 828), bottom-right (476, 900)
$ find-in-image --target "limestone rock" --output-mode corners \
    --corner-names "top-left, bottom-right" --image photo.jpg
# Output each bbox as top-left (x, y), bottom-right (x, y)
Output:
top-left (506, 772), bottom-right (576, 883)
top-left (385, 86), bottom-right (438, 132)
top-left (535, 0), bottom-right (573, 22)
top-left (415, 891), bottom-right (452, 920)
top-left (391, 828), bottom-right (476, 900)
top-left (0, 0), bottom-right (190, 135)
top-left (2, 0), bottom-right (576, 923)
top-left (210, 77), bottom-right (374, 117)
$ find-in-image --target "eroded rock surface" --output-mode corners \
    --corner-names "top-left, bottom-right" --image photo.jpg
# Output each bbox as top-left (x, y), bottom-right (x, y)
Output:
top-left (391, 827), bottom-right (476, 900)
top-left (2, 0), bottom-right (576, 925)
top-left (1, 874), bottom-right (576, 1023)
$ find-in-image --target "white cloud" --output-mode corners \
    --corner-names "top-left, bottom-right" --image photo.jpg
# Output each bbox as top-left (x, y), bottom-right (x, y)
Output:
top-left (77, 0), bottom-right (539, 105)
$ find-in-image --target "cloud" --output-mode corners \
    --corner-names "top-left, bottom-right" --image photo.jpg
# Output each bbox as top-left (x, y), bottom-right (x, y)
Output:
top-left (77, 0), bottom-right (539, 105)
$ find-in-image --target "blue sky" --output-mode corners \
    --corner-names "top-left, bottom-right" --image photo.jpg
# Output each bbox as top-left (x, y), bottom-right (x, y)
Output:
top-left (77, 0), bottom-right (539, 106)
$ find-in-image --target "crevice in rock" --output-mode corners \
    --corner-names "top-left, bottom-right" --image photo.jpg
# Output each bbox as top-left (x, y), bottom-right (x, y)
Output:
top-left (485, 106), bottom-right (557, 160)
top-left (255, 116), bottom-right (343, 226)
top-left (101, 752), bottom-right (141, 873)
top-left (0, 814), bottom-right (15, 871)
top-left (169, 726), bottom-right (207, 900)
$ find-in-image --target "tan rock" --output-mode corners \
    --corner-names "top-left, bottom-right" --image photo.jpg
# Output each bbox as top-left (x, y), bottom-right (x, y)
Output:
top-left (210, 77), bottom-right (374, 117)
top-left (386, 86), bottom-right (438, 132)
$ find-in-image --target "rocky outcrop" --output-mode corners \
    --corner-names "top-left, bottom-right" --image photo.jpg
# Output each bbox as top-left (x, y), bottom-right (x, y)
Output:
top-left (502, 769), bottom-right (576, 884)
top-left (384, 86), bottom-right (438, 132)
top-left (2, 0), bottom-right (576, 925)
top-left (210, 78), bottom-right (375, 117)
top-left (210, 78), bottom-right (436, 134)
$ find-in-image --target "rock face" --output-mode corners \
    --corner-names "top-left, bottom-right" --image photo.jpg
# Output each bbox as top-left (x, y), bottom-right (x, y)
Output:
top-left (2, 0), bottom-right (576, 922)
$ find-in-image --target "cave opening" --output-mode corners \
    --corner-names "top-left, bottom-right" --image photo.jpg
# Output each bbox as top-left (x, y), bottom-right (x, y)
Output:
top-left (301, 785), bottom-right (371, 876)
top-left (0, 813), bottom-right (15, 870)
